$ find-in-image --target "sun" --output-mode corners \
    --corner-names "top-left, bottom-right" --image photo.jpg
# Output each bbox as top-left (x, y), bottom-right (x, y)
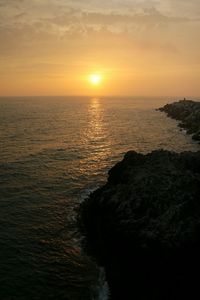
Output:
top-left (89, 74), bottom-right (102, 85)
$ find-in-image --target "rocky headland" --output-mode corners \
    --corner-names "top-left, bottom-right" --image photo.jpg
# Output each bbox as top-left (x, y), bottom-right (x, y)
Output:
top-left (159, 100), bottom-right (200, 142)
top-left (79, 150), bottom-right (200, 299)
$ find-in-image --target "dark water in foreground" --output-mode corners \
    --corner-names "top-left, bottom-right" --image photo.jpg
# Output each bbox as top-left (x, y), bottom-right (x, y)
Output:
top-left (0, 96), bottom-right (199, 299)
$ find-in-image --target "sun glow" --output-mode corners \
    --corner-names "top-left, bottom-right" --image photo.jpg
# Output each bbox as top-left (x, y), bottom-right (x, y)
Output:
top-left (89, 74), bottom-right (102, 85)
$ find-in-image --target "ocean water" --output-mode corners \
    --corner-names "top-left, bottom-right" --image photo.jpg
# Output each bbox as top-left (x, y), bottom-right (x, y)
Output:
top-left (0, 96), bottom-right (199, 300)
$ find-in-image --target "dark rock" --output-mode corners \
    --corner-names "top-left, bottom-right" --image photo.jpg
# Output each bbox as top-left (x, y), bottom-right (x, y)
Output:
top-left (78, 150), bottom-right (200, 299)
top-left (159, 100), bottom-right (200, 143)
top-left (192, 131), bottom-right (200, 141)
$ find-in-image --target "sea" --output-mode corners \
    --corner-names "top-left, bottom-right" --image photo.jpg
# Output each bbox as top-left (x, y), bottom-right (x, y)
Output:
top-left (0, 96), bottom-right (199, 300)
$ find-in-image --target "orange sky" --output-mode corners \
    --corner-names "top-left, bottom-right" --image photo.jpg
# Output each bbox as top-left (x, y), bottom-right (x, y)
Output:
top-left (0, 0), bottom-right (200, 97)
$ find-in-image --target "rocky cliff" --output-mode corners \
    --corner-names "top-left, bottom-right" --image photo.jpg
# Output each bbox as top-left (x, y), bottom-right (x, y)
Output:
top-left (79, 150), bottom-right (200, 300)
top-left (159, 100), bottom-right (200, 142)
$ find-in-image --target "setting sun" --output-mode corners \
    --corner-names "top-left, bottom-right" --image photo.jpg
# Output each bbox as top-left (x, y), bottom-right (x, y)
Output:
top-left (89, 74), bottom-right (102, 86)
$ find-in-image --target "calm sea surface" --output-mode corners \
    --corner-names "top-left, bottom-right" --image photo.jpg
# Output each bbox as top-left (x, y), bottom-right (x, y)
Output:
top-left (0, 96), bottom-right (199, 300)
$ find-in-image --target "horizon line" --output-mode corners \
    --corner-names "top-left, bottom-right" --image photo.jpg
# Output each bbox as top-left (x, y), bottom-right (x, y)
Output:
top-left (0, 94), bottom-right (199, 100)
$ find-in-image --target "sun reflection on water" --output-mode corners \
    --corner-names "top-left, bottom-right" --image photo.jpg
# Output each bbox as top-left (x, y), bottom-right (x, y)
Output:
top-left (88, 98), bottom-right (103, 141)
top-left (81, 98), bottom-right (112, 176)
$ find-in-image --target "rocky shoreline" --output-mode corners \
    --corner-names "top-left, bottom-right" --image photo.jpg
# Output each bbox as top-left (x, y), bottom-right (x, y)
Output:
top-left (79, 150), bottom-right (200, 299)
top-left (159, 100), bottom-right (200, 142)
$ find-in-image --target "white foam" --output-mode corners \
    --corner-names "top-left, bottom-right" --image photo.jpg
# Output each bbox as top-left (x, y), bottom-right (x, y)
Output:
top-left (96, 268), bottom-right (110, 300)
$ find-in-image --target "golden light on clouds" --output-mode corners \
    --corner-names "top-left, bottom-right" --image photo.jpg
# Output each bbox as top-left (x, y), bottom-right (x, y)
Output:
top-left (0, 0), bottom-right (200, 97)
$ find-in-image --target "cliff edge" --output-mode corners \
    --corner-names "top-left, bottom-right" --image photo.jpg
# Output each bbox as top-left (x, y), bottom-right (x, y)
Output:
top-left (159, 100), bottom-right (200, 142)
top-left (79, 150), bottom-right (200, 299)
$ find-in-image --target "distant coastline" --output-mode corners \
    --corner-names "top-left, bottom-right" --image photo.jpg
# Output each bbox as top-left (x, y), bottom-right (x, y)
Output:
top-left (159, 99), bottom-right (200, 143)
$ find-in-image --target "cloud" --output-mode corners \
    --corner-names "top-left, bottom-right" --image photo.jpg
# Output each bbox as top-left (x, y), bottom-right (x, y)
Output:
top-left (157, 0), bottom-right (200, 18)
top-left (0, 1), bottom-right (199, 74)
top-left (0, 0), bottom-right (199, 65)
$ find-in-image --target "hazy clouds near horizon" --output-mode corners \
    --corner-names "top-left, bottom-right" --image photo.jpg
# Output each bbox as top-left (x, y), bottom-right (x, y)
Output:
top-left (0, 0), bottom-right (200, 97)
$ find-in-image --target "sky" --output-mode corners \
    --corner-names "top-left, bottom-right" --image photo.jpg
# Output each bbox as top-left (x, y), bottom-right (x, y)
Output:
top-left (0, 0), bottom-right (200, 97)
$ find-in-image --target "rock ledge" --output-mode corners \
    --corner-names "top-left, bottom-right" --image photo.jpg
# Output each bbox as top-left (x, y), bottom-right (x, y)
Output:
top-left (159, 100), bottom-right (200, 142)
top-left (79, 150), bottom-right (200, 299)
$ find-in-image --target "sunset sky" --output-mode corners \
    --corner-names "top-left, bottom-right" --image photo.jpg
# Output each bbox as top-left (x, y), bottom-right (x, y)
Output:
top-left (0, 0), bottom-right (200, 97)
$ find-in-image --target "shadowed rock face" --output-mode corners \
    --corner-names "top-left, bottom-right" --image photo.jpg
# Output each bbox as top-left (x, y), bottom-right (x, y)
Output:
top-left (159, 100), bottom-right (200, 142)
top-left (79, 150), bottom-right (200, 300)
